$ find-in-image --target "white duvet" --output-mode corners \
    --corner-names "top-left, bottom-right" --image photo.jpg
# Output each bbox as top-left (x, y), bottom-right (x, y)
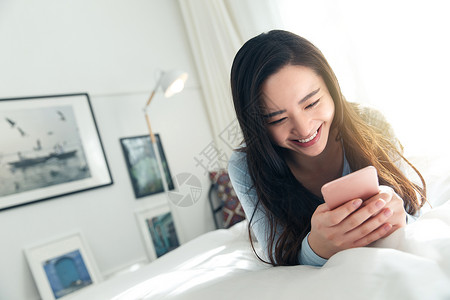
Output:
top-left (71, 153), bottom-right (450, 300)
top-left (72, 200), bottom-right (450, 300)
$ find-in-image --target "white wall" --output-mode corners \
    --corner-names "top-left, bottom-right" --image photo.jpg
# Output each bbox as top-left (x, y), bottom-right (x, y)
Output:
top-left (0, 1), bottom-right (217, 299)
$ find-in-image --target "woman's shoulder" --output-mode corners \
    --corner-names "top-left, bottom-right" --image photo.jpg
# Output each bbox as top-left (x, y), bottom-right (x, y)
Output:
top-left (229, 148), bottom-right (247, 161)
top-left (228, 149), bottom-right (248, 175)
top-left (227, 149), bottom-right (258, 203)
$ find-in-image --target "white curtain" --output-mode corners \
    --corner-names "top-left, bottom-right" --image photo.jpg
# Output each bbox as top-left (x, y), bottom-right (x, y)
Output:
top-left (178, 0), bottom-right (281, 164)
top-left (277, 0), bottom-right (450, 157)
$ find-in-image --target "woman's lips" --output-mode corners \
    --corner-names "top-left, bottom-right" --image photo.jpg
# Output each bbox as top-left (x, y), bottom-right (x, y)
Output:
top-left (291, 124), bottom-right (322, 148)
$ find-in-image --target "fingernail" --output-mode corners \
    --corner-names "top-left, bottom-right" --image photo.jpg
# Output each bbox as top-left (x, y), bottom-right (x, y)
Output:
top-left (384, 208), bottom-right (392, 217)
top-left (353, 199), bottom-right (362, 207)
top-left (376, 199), bottom-right (386, 209)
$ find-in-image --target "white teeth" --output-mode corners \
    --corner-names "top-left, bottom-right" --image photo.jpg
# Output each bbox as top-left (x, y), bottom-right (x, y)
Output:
top-left (298, 130), bottom-right (318, 143)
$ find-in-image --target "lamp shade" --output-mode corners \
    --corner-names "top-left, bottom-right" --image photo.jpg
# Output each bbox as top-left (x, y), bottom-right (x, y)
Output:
top-left (160, 70), bottom-right (188, 98)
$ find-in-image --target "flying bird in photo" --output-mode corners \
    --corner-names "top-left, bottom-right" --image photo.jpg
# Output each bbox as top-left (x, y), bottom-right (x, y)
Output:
top-left (57, 110), bottom-right (66, 121)
top-left (5, 117), bottom-right (27, 136)
top-left (5, 117), bottom-right (16, 127)
top-left (17, 127), bottom-right (26, 137)
top-left (33, 139), bottom-right (42, 151)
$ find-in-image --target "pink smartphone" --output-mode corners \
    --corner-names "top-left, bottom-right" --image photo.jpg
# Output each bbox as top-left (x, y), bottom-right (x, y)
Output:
top-left (321, 166), bottom-right (379, 210)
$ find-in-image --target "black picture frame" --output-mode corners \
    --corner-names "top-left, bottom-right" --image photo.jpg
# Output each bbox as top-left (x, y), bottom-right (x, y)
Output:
top-left (0, 93), bottom-right (113, 211)
top-left (120, 134), bottom-right (174, 198)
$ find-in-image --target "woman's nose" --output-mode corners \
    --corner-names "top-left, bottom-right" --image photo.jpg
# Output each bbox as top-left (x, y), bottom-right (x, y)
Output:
top-left (291, 115), bottom-right (312, 138)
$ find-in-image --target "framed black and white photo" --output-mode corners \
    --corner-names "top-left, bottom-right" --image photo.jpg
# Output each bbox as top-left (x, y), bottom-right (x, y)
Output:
top-left (120, 134), bottom-right (174, 198)
top-left (0, 93), bottom-right (112, 211)
top-left (135, 203), bottom-right (180, 261)
top-left (24, 231), bottom-right (101, 300)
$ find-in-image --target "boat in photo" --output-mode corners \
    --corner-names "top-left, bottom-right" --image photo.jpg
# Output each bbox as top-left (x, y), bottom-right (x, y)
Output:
top-left (8, 150), bottom-right (77, 168)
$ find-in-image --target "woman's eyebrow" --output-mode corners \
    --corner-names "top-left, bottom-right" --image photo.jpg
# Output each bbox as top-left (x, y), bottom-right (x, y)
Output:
top-left (299, 88), bottom-right (320, 104)
top-left (263, 88), bottom-right (321, 118)
top-left (263, 110), bottom-right (285, 118)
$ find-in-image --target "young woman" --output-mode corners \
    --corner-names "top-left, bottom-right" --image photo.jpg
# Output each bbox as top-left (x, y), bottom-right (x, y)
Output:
top-left (228, 30), bottom-right (426, 267)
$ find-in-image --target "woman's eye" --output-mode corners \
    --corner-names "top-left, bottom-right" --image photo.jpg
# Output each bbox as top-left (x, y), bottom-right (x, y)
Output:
top-left (306, 99), bottom-right (320, 109)
top-left (268, 117), bottom-right (286, 125)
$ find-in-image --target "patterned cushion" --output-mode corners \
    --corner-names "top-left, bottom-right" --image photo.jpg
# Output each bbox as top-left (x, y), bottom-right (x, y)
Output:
top-left (209, 169), bottom-right (246, 228)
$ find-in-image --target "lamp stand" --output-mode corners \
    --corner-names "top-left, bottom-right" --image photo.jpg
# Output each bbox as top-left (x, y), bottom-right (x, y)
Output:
top-left (144, 92), bottom-right (169, 194)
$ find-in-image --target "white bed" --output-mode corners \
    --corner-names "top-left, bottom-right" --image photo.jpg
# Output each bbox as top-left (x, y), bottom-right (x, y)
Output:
top-left (71, 154), bottom-right (450, 300)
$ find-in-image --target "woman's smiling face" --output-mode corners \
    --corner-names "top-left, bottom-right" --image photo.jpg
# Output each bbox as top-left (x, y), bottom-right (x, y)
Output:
top-left (262, 65), bottom-right (335, 159)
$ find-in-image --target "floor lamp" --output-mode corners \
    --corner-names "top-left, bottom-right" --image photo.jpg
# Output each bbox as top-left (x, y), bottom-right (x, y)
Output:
top-left (143, 70), bottom-right (188, 193)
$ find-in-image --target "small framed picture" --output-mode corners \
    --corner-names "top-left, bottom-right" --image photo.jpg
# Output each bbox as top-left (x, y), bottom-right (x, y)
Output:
top-left (120, 134), bottom-right (174, 198)
top-left (135, 203), bottom-right (180, 261)
top-left (0, 93), bottom-right (112, 211)
top-left (24, 232), bottom-right (101, 300)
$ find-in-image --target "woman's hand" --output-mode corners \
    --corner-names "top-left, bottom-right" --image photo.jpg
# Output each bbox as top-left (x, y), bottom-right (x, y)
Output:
top-left (308, 185), bottom-right (406, 259)
top-left (362, 185), bottom-right (407, 236)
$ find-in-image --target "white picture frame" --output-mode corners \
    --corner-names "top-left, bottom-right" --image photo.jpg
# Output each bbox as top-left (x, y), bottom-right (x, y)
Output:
top-left (135, 203), bottom-right (180, 261)
top-left (24, 231), bottom-right (102, 300)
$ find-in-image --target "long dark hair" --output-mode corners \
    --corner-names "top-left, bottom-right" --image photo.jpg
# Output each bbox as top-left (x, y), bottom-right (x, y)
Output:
top-left (230, 30), bottom-right (426, 266)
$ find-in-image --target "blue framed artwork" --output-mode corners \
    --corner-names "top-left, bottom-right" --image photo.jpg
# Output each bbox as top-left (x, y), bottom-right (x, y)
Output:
top-left (43, 250), bottom-right (93, 299)
top-left (25, 232), bottom-right (101, 300)
top-left (135, 203), bottom-right (180, 261)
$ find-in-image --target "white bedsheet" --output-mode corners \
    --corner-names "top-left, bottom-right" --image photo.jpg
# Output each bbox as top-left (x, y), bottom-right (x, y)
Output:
top-left (72, 200), bottom-right (450, 300)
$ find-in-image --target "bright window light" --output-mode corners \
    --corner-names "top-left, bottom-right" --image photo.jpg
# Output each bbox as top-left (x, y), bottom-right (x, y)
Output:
top-left (277, 0), bottom-right (450, 157)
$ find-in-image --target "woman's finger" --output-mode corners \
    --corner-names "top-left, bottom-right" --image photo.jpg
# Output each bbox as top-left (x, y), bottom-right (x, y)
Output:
top-left (352, 222), bottom-right (393, 247)
top-left (340, 198), bottom-right (388, 231)
top-left (324, 199), bottom-right (363, 226)
top-left (345, 206), bottom-right (393, 242)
